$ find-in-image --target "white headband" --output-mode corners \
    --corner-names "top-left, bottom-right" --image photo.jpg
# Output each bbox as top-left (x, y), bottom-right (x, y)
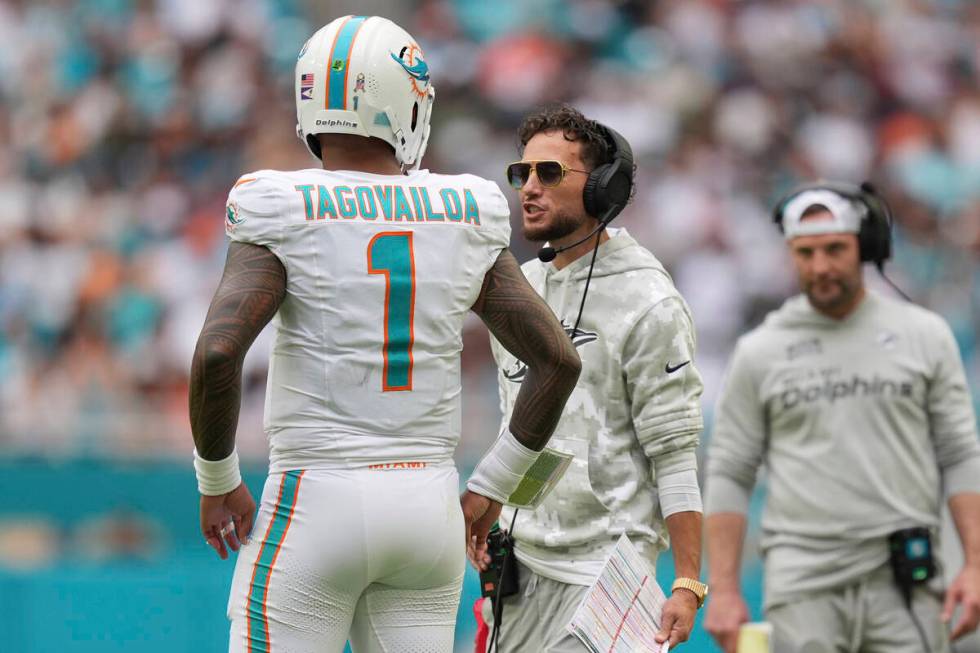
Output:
top-left (781, 189), bottom-right (866, 240)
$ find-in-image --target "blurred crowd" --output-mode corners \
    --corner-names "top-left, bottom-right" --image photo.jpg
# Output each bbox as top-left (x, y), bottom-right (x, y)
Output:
top-left (1, 0), bottom-right (979, 462)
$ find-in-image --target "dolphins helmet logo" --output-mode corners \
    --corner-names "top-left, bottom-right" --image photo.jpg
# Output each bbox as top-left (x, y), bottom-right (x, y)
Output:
top-left (390, 43), bottom-right (430, 99)
top-left (225, 201), bottom-right (244, 229)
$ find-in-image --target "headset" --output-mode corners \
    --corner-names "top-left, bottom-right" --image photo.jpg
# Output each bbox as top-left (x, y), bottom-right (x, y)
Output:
top-left (583, 123), bottom-right (635, 221)
top-left (537, 123), bottom-right (635, 263)
top-left (772, 181), bottom-right (894, 269)
top-left (488, 124), bottom-right (634, 652)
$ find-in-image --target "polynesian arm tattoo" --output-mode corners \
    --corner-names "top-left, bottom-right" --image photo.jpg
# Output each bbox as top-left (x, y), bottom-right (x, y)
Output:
top-left (471, 249), bottom-right (581, 451)
top-left (190, 242), bottom-right (286, 460)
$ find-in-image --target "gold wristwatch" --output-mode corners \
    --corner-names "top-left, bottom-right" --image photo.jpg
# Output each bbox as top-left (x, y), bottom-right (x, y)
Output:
top-left (671, 578), bottom-right (709, 608)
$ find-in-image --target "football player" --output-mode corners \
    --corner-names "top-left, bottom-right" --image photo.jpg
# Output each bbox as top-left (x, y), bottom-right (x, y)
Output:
top-left (189, 15), bottom-right (580, 653)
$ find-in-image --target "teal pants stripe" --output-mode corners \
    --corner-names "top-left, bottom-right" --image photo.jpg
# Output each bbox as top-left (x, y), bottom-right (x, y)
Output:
top-left (246, 470), bottom-right (304, 652)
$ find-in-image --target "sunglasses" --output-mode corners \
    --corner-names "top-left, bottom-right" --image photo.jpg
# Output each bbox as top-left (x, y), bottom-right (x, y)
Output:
top-left (505, 160), bottom-right (589, 189)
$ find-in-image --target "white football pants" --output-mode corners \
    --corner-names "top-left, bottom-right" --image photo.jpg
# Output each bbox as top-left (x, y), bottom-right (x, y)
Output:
top-left (226, 463), bottom-right (465, 653)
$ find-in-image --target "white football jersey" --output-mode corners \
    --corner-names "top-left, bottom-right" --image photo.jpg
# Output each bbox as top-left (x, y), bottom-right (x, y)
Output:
top-left (224, 168), bottom-right (511, 472)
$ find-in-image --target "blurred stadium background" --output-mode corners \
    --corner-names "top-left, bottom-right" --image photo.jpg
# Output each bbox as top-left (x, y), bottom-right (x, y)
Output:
top-left (1, 0), bottom-right (979, 650)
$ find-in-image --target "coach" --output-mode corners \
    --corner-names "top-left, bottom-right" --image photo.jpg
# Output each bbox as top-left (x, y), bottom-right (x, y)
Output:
top-left (477, 105), bottom-right (707, 651)
top-left (704, 182), bottom-right (980, 653)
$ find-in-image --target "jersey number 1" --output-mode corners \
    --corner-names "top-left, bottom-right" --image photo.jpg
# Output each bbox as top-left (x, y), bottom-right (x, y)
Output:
top-left (367, 232), bottom-right (415, 391)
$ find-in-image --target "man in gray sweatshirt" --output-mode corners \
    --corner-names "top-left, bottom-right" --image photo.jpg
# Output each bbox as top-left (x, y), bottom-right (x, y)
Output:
top-left (704, 183), bottom-right (980, 653)
top-left (469, 105), bottom-right (708, 651)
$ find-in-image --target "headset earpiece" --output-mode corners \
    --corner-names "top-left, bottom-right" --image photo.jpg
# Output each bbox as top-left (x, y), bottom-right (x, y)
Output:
top-left (857, 183), bottom-right (893, 264)
top-left (772, 180), bottom-right (893, 266)
top-left (582, 125), bottom-right (634, 223)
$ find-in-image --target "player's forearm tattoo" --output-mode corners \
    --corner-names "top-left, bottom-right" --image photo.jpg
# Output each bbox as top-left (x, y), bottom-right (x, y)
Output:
top-left (473, 250), bottom-right (581, 451)
top-left (190, 242), bottom-right (286, 460)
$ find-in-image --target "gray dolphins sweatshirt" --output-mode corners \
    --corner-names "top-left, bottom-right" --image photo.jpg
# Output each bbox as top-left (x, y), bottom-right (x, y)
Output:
top-left (706, 290), bottom-right (980, 608)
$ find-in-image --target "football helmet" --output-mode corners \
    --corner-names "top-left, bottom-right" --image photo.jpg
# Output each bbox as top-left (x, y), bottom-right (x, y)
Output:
top-left (295, 15), bottom-right (435, 169)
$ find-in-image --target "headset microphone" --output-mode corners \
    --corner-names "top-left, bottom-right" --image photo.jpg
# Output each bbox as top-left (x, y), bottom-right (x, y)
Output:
top-left (536, 247), bottom-right (558, 263)
top-left (491, 122), bottom-right (634, 653)
top-left (536, 205), bottom-right (618, 263)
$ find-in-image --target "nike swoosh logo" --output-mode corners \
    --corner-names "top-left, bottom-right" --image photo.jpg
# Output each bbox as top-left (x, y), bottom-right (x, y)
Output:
top-left (665, 360), bottom-right (690, 374)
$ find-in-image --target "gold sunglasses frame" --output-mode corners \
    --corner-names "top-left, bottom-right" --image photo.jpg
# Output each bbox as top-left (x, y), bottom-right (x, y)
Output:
top-left (505, 160), bottom-right (589, 189)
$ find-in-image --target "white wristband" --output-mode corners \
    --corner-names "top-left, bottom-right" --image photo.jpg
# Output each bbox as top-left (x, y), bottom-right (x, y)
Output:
top-left (658, 468), bottom-right (703, 518)
top-left (194, 448), bottom-right (242, 496)
top-left (466, 427), bottom-right (540, 505)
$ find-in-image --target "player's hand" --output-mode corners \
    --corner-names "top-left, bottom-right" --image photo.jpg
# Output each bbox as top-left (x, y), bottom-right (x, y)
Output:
top-left (704, 588), bottom-right (749, 653)
top-left (943, 565), bottom-right (980, 640)
top-left (460, 490), bottom-right (500, 572)
top-left (656, 589), bottom-right (697, 647)
top-left (200, 482), bottom-right (256, 560)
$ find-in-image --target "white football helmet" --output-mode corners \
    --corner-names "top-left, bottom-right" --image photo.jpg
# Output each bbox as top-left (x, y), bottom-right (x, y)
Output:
top-left (295, 15), bottom-right (435, 169)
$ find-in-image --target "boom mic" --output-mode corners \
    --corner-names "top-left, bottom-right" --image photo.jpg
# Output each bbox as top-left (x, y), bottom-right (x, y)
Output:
top-left (536, 205), bottom-right (618, 263)
top-left (536, 247), bottom-right (558, 263)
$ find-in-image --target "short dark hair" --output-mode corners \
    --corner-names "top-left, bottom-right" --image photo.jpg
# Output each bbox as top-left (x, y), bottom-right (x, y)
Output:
top-left (800, 203), bottom-right (831, 220)
top-left (517, 104), bottom-right (611, 170)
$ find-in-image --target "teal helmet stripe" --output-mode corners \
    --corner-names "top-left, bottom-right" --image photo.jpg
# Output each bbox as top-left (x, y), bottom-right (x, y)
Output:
top-left (327, 15), bottom-right (368, 110)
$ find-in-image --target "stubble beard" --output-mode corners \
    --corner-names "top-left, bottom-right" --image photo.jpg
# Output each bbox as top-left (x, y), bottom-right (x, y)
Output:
top-left (523, 209), bottom-right (583, 244)
top-left (804, 276), bottom-right (857, 313)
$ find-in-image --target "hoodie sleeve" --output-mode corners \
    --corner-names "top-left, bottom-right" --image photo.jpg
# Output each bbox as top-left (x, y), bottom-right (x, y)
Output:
top-left (925, 315), bottom-right (980, 497)
top-left (705, 336), bottom-right (766, 515)
top-left (623, 296), bottom-right (704, 479)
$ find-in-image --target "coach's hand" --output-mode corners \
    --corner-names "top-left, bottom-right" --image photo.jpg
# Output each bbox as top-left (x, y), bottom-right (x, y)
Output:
top-left (704, 588), bottom-right (749, 653)
top-left (461, 490), bottom-right (501, 572)
top-left (201, 482), bottom-right (256, 560)
top-left (944, 564), bottom-right (980, 640)
top-left (656, 589), bottom-right (697, 647)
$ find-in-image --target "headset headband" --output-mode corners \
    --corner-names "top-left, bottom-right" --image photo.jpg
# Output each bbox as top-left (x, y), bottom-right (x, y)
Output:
top-left (772, 181), bottom-right (894, 267)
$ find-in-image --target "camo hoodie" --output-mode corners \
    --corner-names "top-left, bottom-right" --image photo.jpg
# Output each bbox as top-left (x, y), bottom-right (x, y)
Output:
top-left (490, 227), bottom-right (704, 585)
